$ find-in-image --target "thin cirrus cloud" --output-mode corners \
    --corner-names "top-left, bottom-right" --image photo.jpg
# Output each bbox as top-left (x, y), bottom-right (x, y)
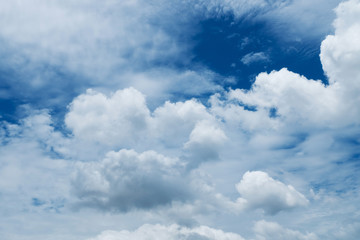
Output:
top-left (241, 52), bottom-right (270, 66)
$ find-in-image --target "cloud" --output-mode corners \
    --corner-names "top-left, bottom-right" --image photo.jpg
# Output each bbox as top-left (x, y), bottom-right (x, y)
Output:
top-left (194, 0), bottom-right (342, 41)
top-left (226, 68), bottom-right (341, 128)
top-left (0, 111), bottom-right (71, 215)
top-left (183, 120), bottom-right (227, 168)
top-left (320, 0), bottom-right (360, 119)
top-left (152, 98), bottom-right (213, 147)
top-left (0, 0), bottom-right (341, 110)
top-left (72, 149), bottom-right (191, 212)
top-left (64, 87), bottom-right (228, 165)
top-left (0, 0), bottom-right (221, 109)
top-left (65, 88), bottom-right (151, 148)
top-left (236, 171), bottom-right (308, 215)
top-left (321, 0), bottom-right (360, 86)
top-left (87, 224), bottom-right (245, 240)
top-left (1, 1), bottom-right (360, 239)
top-left (332, 221), bottom-right (360, 240)
top-left (260, 0), bottom-right (342, 40)
top-left (192, 0), bottom-right (287, 19)
top-left (241, 52), bottom-right (269, 65)
top-left (254, 220), bottom-right (318, 240)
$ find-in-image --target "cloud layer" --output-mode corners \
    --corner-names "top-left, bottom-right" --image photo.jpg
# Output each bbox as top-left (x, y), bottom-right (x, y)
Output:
top-left (0, 0), bottom-right (360, 240)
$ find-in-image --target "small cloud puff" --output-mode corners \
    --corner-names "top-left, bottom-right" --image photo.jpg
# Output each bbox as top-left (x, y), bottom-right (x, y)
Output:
top-left (241, 52), bottom-right (269, 65)
top-left (236, 171), bottom-right (308, 215)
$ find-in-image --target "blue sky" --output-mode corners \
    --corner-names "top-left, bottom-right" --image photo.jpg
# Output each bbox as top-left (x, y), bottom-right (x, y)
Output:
top-left (1, 0), bottom-right (360, 239)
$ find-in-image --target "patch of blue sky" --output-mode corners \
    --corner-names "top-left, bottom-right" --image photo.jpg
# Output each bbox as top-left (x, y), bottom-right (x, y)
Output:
top-left (31, 198), bottom-right (46, 207)
top-left (191, 13), bottom-right (327, 90)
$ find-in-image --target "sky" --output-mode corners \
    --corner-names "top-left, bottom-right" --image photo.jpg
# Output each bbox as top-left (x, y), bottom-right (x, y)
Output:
top-left (0, 0), bottom-right (360, 239)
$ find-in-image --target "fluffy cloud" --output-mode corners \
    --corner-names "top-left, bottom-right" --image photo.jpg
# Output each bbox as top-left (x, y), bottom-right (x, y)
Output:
top-left (205, 0), bottom-right (360, 132)
top-left (65, 88), bottom-right (150, 148)
top-left (254, 220), bottom-right (318, 240)
top-left (236, 171), bottom-right (308, 215)
top-left (184, 120), bottom-right (227, 168)
top-left (320, 0), bottom-right (360, 119)
top-left (152, 98), bottom-right (213, 147)
top-left (321, 0), bottom-right (360, 86)
top-left (1, 0), bottom-right (360, 239)
top-left (72, 149), bottom-right (191, 212)
top-left (65, 87), bottom-right (227, 164)
top-left (87, 224), bottom-right (245, 240)
top-left (226, 69), bottom-right (340, 127)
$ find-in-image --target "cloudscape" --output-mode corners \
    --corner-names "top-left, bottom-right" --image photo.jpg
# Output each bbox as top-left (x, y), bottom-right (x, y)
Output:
top-left (1, 0), bottom-right (360, 239)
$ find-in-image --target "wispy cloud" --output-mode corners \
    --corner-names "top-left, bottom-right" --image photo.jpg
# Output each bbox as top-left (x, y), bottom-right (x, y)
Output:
top-left (241, 52), bottom-right (270, 65)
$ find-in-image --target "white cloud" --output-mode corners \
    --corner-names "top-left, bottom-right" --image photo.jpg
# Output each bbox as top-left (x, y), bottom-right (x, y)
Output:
top-left (0, 0), bottom-right (341, 108)
top-left (236, 171), bottom-right (308, 215)
top-left (0, 0), bottom-right (222, 108)
top-left (241, 52), bottom-right (269, 65)
top-left (254, 220), bottom-right (318, 240)
top-left (64, 87), bottom-right (228, 166)
top-left (184, 120), bottom-right (227, 168)
top-left (321, 0), bottom-right (360, 86)
top-left (87, 224), bottom-right (245, 240)
top-left (65, 88), bottom-right (150, 149)
top-left (0, 0), bottom-right (183, 76)
top-left (227, 68), bottom-right (341, 127)
top-left (1, 0), bottom-right (360, 239)
top-left (152, 99), bottom-right (213, 147)
top-left (72, 149), bottom-right (191, 212)
top-left (320, 0), bottom-right (360, 120)
top-left (0, 111), bottom-right (72, 217)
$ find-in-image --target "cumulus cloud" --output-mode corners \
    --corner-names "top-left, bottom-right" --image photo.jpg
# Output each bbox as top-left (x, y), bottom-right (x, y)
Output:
top-left (320, 0), bottom-right (360, 119)
top-left (1, 0), bottom-right (360, 239)
top-left (152, 98), bottom-right (213, 147)
top-left (254, 220), bottom-right (318, 240)
top-left (184, 120), bottom-right (227, 168)
top-left (72, 149), bottom-right (191, 212)
top-left (321, 0), bottom-right (360, 86)
top-left (65, 88), bottom-right (150, 148)
top-left (64, 87), bottom-right (227, 164)
top-left (87, 224), bottom-right (245, 240)
top-left (236, 171), bottom-right (308, 215)
top-left (226, 69), bottom-right (341, 128)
